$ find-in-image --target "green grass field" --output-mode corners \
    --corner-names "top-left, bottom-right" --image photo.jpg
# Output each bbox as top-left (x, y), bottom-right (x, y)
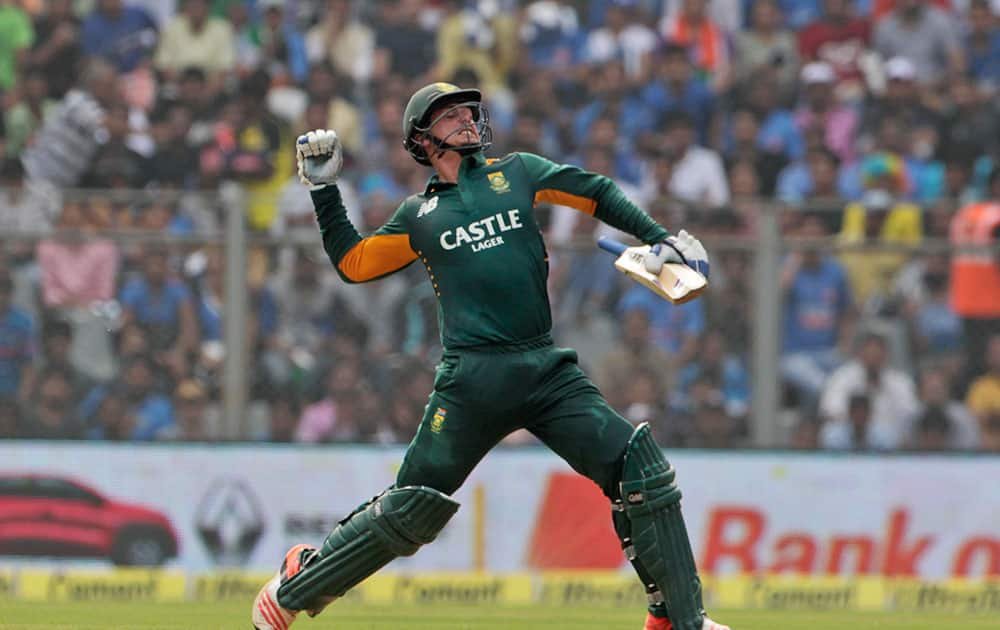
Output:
top-left (0, 602), bottom-right (991, 629)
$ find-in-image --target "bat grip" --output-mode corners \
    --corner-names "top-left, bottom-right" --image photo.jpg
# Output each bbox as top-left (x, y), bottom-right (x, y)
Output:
top-left (597, 237), bottom-right (627, 256)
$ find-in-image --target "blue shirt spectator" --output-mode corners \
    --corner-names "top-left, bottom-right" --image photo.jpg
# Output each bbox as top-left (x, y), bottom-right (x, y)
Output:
top-left (118, 251), bottom-right (196, 354)
top-left (81, 1), bottom-right (157, 73)
top-left (783, 255), bottom-right (852, 353)
top-left (619, 285), bottom-right (706, 355)
top-left (758, 108), bottom-right (805, 161)
top-left (0, 300), bottom-right (34, 398)
top-left (640, 44), bottom-right (717, 146)
top-left (673, 332), bottom-right (751, 418)
top-left (81, 385), bottom-right (175, 441)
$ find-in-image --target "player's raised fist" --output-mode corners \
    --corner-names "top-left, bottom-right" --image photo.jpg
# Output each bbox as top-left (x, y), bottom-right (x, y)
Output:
top-left (296, 129), bottom-right (343, 189)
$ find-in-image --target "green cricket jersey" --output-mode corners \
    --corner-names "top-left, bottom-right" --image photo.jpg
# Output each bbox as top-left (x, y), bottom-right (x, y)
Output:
top-left (313, 151), bottom-right (670, 350)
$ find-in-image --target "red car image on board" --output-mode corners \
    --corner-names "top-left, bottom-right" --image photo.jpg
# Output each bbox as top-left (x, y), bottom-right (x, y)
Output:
top-left (0, 474), bottom-right (179, 566)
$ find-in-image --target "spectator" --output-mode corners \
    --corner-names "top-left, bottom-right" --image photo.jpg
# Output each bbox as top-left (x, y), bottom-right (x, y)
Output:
top-left (519, 0), bottom-right (582, 71)
top-left (777, 146), bottom-right (845, 213)
top-left (674, 329), bottom-right (750, 420)
top-left (909, 405), bottom-right (953, 451)
top-left (966, 333), bottom-right (1000, 437)
top-left (86, 387), bottom-right (134, 441)
top-left (303, 64), bottom-right (363, 156)
top-left (908, 366), bottom-right (979, 450)
top-left (18, 366), bottom-right (78, 439)
top-left (145, 103), bottom-right (201, 188)
top-left (25, 0), bottom-right (80, 100)
top-left (36, 200), bottom-right (120, 309)
top-left (659, 0), bottom-right (733, 92)
top-left (0, 269), bottom-right (34, 407)
top-left (582, 0), bottom-right (657, 85)
top-left (295, 361), bottom-right (367, 443)
top-left (21, 58), bottom-right (119, 190)
top-left (163, 378), bottom-right (217, 441)
top-left (82, 356), bottom-right (174, 440)
top-left (618, 281), bottom-right (705, 365)
top-left (798, 0), bottom-right (873, 101)
top-left (659, 0), bottom-right (747, 33)
top-left (858, 57), bottom-right (939, 152)
top-left (740, 71), bottom-right (805, 161)
top-left (659, 111), bottom-right (729, 208)
top-left (964, 0), bottom-right (1000, 89)
top-left (620, 372), bottom-right (668, 434)
top-left (949, 169), bottom-right (1000, 384)
top-left (434, 0), bottom-right (518, 92)
top-left (984, 411), bottom-right (1000, 452)
top-left (895, 253), bottom-right (963, 364)
top-left (873, 0), bottom-right (963, 86)
top-left (3, 70), bottom-right (56, 156)
top-left (154, 0), bottom-right (235, 92)
top-left (260, 388), bottom-right (301, 443)
top-left (838, 153), bottom-right (923, 307)
top-left (118, 247), bottom-right (199, 378)
top-left (263, 249), bottom-right (338, 388)
top-left (795, 61), bottom-right (859, 163)
top-left (938, 149), bottom-right (980, 209)
top-left (638, 44), bottom-right (717, 148)
top-left (733, 0), bottom-right (800, 91)
top-left (594, 307), bottom-right (675, 411)
top-left (199, 71), bottom-right (280, 190)
top-left (371, 0), bottom-right (436, 80)
top-left (819, 331), bottom-right (921, 450)
top-left (306, 0), bottom-right (374, 85)
top-left (17, 318), bottom-right (91, 405)
top-left (256, 0), bottom-right (308, 85)
top-left (81, 0), bottom-right (158, 74)
top-left (0, 0), bottom-right (33, 94)
top-left (706, 249), bottom-right (753, 357)
top-left (723, 108), bottom-right (788, 196)
top-left (781, 213), bottom-right (855, 407)
top-left (820, 391), bottom-right (874, 449)
top-left (940, 76), bottom-right (999, 167)
top-left (686, 397), bottom-right (742, 448)
top-left (83, 103), bottom-right (150, 188)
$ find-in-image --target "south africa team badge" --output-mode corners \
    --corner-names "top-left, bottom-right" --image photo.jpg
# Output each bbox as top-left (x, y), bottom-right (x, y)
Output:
top-left (430, 407), bottom-right (447, 433)
top-left (487, 171), bottom-right (511, 194)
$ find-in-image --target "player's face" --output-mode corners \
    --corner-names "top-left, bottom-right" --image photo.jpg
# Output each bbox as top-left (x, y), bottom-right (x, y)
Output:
top-left (428, 104), bottom-right (480, 146)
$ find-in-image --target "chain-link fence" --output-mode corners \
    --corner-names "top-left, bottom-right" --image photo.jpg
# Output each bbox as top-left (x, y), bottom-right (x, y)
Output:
top-left (1, 186), bottom-right (996, 452)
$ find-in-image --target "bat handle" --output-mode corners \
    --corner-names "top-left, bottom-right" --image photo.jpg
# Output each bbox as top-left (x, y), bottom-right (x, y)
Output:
top-left (597, 237), bottom-right (627, 256)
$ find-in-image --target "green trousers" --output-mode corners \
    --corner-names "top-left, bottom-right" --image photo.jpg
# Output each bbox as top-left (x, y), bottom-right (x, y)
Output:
top-left (396, 334), bottom-right (634, 499)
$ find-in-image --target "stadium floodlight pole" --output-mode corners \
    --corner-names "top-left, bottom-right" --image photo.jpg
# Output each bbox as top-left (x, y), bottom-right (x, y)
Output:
top-left (221, 182), bottom-right (249, 440)
top-left (751, 201), bottom-right (782, 447)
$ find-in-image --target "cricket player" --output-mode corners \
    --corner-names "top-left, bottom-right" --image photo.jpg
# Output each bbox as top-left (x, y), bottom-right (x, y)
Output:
top-left (252, 83), bottom-right (728, 630)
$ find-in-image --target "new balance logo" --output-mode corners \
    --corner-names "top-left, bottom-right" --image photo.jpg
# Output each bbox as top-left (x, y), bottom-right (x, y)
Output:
top-left (417, 196), bottom-right (438, 218)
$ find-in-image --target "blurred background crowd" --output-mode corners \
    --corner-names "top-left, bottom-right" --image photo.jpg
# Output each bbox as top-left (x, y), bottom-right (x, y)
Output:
top-left (0, 0), bottom-right (998, 451)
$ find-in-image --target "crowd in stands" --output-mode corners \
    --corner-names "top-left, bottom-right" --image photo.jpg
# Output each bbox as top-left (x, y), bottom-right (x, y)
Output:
top-left (0, 0), bottom-right (998, 451)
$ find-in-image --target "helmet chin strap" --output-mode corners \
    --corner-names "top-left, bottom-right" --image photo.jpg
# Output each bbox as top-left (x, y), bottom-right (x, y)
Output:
top-left (428, 126), bottom-right (483, 160)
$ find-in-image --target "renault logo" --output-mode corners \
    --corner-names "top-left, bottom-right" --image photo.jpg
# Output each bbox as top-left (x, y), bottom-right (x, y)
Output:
top-left (195, 478), bottom-right (266, 566)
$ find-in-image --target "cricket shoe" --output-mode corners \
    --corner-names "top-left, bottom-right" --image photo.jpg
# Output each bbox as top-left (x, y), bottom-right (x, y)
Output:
top-left (644, 613), bottom-right (673, 630)
top-left (252, 543), bottom-right (320, 630)
top-left (643, 615), bottom-right (730, 630)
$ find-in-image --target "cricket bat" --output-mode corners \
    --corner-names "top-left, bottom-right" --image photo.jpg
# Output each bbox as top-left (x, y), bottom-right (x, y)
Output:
top-left (597, 237), bottom-right (707, 305)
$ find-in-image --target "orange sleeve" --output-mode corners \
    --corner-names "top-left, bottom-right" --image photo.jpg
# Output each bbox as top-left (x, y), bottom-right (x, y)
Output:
top-left (534, 189), bottom-right (597, 215)
top-left (337, 234), bottom-right (417, 282)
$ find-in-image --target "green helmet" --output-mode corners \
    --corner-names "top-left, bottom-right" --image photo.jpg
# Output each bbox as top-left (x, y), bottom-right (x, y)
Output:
top-left (402, 82), bottom-right (492, 166)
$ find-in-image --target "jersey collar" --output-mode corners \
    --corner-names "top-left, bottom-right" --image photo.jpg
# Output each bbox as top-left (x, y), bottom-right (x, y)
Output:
top-left (423, 152), bottom-right (488, 195)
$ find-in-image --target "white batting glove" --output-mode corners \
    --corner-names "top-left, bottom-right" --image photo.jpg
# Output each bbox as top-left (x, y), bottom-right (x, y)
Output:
top-left (644, 229), bottom-right (710, 279)
top-left (296, 129), bottom-right (343, 190)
